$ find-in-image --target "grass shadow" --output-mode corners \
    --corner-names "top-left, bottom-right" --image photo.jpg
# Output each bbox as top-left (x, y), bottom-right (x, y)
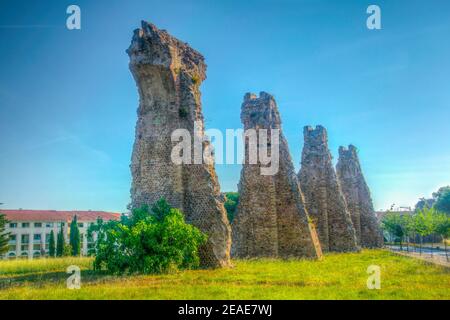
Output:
top-left (0, 269), bottom-right (112, 290)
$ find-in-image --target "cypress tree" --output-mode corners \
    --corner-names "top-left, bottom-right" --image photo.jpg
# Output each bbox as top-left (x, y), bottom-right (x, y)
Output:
top-left (0, 213), bottom-right (10, 255)
top-left (56, 223), bottom-right (65, 257)
top-left (69, 215), bottom-right (81, 256)
top-left (48, 230), bottom-right (56, 257)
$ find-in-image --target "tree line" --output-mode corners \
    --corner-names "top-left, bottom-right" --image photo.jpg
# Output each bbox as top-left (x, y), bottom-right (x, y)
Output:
top-left (381, 186), bottom-right (450, 261)
top-left (47, 215), bottom-right (81, 257)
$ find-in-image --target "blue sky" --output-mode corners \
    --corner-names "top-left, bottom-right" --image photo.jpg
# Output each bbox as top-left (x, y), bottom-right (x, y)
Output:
top-left (1, 0), bottom-right (449, 212)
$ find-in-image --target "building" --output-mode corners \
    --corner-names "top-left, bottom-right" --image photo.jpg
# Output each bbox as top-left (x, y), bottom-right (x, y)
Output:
top-left (1, 210), bottom-right (121, 259)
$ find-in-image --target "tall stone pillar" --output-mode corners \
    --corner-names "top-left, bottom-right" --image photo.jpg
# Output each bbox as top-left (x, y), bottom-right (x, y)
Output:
top-left (298, 126), bottom-right (359, 252)
top-left (232, 92), bottom-right (322, 259)
top-left (336, 145), bottom-right (383, 248)
top-left (127, 21), bottom-right (231, 267)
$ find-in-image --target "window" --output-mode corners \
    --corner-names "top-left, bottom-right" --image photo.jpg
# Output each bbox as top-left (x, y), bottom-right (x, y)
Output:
top-left (46, 222), bottom-right (53, 228)
top-left (34, 222), bottom-right (42, 228)
top-left (33, 244), bottom-right (41, 250)
top-left (8, 244), bottom-right (16, 252)
top-left (21, 234), bottom-right (29, 243)
top-left (33, 234), bottom-right (41, 241)
top-left (22, 222), bottom-right (30, 228)
top-left (78, 223), bottom-right (84, 228)
top-left (9, 223), bottom-right (17, 228)
top-left (9, 235), bottom-right (16, 242)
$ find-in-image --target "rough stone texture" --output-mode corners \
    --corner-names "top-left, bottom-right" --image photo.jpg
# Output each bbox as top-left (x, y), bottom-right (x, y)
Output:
top-left (298, 126), bottom-right (359, 252)
top-left (336, 145), bottom-right (383, 248)
top-left (231, 92), bottom-right (322, 259)
top-left (127, 21), bottom-right (231, 267)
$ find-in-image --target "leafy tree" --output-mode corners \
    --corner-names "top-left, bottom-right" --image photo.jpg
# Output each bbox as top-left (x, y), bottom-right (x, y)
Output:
top-left (432, 186), bottom-right (450, 199)
top-left (48, 230), bottom-right (56, 257)
top-left (381, 212), bottom-right (406, 249)
top-left (414, 197), bottom-right (435, 212)
top-left (434, 211), bottom-right (450, 261)
top-left (87, 217), bottom-right (104, 256)
top-left (56, 224), bottom-right (65, 257)
top-left (0, 212), bottom-right (9, 255)
top-left (69, 215), bottom-right (81, 256)
top-left (401, 214), bottom-right (415, 252)
top-left (224, 192), bottom-right (239, 223)
top-left (91, 198), bottom-right (207, 274)
top-left (413, 207), bottom-right (436, 254)
top-left (434, 186), bottom-right (450, 215)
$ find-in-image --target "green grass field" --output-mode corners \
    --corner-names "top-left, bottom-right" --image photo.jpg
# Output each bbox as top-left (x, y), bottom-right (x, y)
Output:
top-left (0, 250), bottom-right (448, 299)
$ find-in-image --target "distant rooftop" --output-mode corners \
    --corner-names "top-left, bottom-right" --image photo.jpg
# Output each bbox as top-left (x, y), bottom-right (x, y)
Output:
top-left (0, 209), bottom-right (121, 222)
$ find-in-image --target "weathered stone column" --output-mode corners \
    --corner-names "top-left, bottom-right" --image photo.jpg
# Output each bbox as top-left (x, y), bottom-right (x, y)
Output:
top-left (127, 21), bottom-right (231, 267)
top-left (232, 92), bottom-right (322, 259)
top-left (336, 145), bottom-right (383, 248)
top-left (298, 126), bottom-right (359, 252)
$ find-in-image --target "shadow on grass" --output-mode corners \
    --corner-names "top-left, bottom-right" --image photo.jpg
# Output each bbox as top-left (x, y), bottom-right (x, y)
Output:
top-left (0, 270), bottom-right (113, 290)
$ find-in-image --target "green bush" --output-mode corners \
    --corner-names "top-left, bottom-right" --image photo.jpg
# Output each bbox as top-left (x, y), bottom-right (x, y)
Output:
top-left (63, 244), bottom-right (73, 257)
top-left (224, 192), bottom-right (239, 223)
top-left (89, 198), bottom-right (207, 274)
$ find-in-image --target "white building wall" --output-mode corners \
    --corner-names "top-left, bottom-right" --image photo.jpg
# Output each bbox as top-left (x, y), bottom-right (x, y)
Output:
top-left (2, 220), bottom-right (95, 259)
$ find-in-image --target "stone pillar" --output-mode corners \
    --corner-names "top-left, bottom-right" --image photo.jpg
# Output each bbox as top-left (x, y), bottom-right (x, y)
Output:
top-left (336, 145), bottom-right (383, 248)
top-left (127, 21), bottom-right (231, 267)
top-left (298, 126), bottom-right (359, 252)
top-left (232, 92), bottom-right (322, 259)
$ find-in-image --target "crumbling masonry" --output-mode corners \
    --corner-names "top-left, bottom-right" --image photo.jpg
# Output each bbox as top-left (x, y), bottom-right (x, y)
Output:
top-left (127, 21), bottom-right (231, 267)
top-left (336, 145), bottom-right (383, 248)
top-left (298, 126), bottom-right (359, 252)
top-left (231, 92), bottom-right (322, 259)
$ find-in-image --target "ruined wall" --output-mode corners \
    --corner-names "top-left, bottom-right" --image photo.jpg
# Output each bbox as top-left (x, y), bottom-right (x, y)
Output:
top-left (232, 92), bottom-right (322, 259)
top-left (127, 21), bottom-right (231, 267)
top-left (298, 126), bottom-right (359, 252)
top-left (336, 145), bottom-right (383, 248)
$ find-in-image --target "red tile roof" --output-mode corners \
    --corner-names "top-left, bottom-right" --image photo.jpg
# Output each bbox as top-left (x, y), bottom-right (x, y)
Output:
top-left (0, 210), bottom-right (121, 222)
